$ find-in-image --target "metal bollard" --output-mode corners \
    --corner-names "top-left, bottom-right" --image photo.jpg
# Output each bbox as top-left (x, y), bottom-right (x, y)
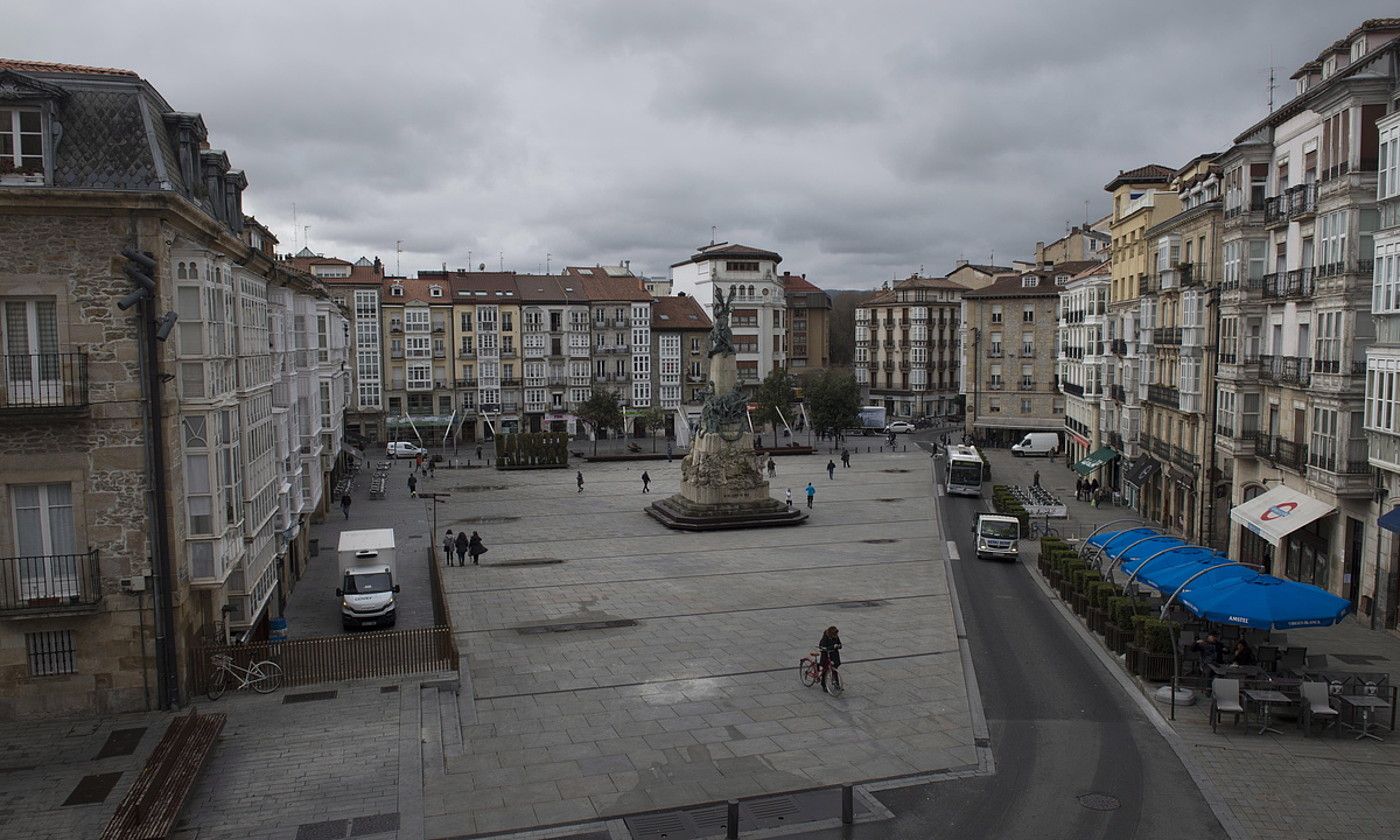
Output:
top-left (841, 784), bottom-right (854, 825)
top-left (727, 798), bottom-right (740, 838)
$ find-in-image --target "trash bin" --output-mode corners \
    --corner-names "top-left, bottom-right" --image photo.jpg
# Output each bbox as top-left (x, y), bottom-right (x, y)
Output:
top-left (269, 617), bottom-right (289, 644)
top-left (309, 538), bottom-right (319, 557)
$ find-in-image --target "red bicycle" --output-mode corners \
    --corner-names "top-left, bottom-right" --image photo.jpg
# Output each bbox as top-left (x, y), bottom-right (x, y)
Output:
top-left (799, 650), bottom-right (843, 695)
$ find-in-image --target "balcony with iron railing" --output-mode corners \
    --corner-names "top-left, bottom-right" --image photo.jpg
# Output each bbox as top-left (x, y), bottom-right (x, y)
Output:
top-left (1146, 384), bottom-right (1180, 407)
top-left (1253, 432), bottom-right (1308, 472)
top-left (0, 353), bottom-right (89, 415)
top-left (1108, 431), bottom-right (1124, 451)
top-left (1170, 445), bottom-right (1197, 470)
top-left (1153, 327), bottom-right (1182, 346)
top-left (1306, 438), bottom-right (1375, 497)
top-left (0, 549), bottom-right (102, 615)
top-left (1259, 355), bottom-right (1311, 387)
top-left (1018, 379), bottom-right (1036, 391)
top-left (1262, 268), bottom-right (1313, 299)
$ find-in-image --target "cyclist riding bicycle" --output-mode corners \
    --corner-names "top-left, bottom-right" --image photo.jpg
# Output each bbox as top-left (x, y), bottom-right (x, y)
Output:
top-left (818, 626), bottom-right (842, 693)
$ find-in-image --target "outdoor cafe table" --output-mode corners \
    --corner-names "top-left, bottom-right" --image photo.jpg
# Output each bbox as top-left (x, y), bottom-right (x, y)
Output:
top-left (1210, 663), bottom-right (1266, 680)
top-left (1244, 689), bottom-right (1293, 735)
top-left (1339, 695), bottom-right (1393, 742)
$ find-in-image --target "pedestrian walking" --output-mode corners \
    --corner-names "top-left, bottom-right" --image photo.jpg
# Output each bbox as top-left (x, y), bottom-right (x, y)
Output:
top-left (428, 458), bottom-right (435, 477)
top-left (841, 448), bottom-right (850, 468)
top-left (827, 460), bottom-right (836, 480)
top-left (340, 493), bottom-right (352, 520)
top-left (476, 445), bottom-right (483, 461)
top-left (468, 531), bottom-right (486, 565)
top-left (577, 470), bottom-right (584, 493)
top-left (666, 442), bottom-right (673, 462)
top-left (442, 530), bottom-right (455, 565)
top-left (416, 453), bottom-right (424, 471)
top-left (805, 482), bottom-right (815, 509)
top-left (1033, 470), bottom-right (1040, 487)
top-left (408, 473), bottom-right (418, 498)
top-left (785, 488), bottom-right (792, 509)
top-left (767, 457), bottom-right (777, 478)
top-left (641, 471), bottom-right (651, 493)
top-left (1075, 477), bottom-right (1084, 501)
top-left (454, 530), bottom-right (469, 566)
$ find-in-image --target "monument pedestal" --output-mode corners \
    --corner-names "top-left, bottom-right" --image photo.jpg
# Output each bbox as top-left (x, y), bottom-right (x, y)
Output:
top-left (646, 430), bottom-right (807, 531)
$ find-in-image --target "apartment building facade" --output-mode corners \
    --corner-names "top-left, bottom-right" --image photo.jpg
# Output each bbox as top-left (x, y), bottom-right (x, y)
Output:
top-left (855, 275), bottom-right (969, 419)
top-left (1102, 165), bottom-right (1181, 498)
top-left (1057, 262), bottom-right (1110, 467)
top-left (650, 293), bottom-right (713, 432)
top-left (671, 243), bottom-right (786, 386)
top-left (962, 267), bottom-right (1085, 445)
top-left (1135, 155), bottom-right (1225, 546)
top-left (1367, 76), bottom-right (1400, 629)
top-left (1216, 22), bottom-right (1398, 617)
top-left (782, 272), bottom-right (832, 372)
top-left (0, 60), bottom-right (346, 718)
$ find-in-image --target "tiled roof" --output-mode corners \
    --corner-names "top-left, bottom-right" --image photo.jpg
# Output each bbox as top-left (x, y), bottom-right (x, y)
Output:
top-left (954, 263), bottom-right (1015, 275)
top-left (651, 294), bottom-right (711, 329)
top-left (672, 242), bottom-right (783, 268)
top-left (578, 274), bottom-right (652, 302)
top-left (516, 275), bottom-right (588, 302)
top-left (1104, 164), bottom-right (1175, 191)
top-left (1068, 260), bottom-right (1111, 281)
top-left (895, 274), bottom-right (966, 291)
top-left (0, 58), bottom-right (138, 77)
top-left (447, 272), bottom-right (522, 299)
top-left (961, 274), bottom-right (1063, 298)
top-left (381, 277), bottom-right (454, 305)
top-left (781, 273), bottom-right (823, 293)
top-left (859, 289), bottom-right (897, 306)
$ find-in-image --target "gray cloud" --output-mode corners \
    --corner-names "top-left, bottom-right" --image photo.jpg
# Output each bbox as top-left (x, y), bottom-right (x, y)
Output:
top-left (3, 0), bottom-right (1396, 288)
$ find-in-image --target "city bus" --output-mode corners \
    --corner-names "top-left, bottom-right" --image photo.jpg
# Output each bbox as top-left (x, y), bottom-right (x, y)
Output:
top-left (945, 444), bottom-right (985, 497)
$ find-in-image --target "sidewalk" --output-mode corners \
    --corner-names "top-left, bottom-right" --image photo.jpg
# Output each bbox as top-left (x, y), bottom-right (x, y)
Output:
top-left (986, 445), bottom-right (1400, 840)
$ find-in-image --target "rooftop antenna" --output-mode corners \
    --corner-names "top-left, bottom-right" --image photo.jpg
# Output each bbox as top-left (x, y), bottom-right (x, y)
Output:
top-left (395, 240), bottom-right (403, 275)
top-left (291, 202), bottom-right (298, 251)
top-left (467, 249), bottom-right (472, 271)
top-left (499, 251), bottom-right (504, 272)
top-left (546, 252), bottom-right (551, 274)
top-left (303, 226), bottom-right (310, 253)
top-left (710, 225), bottom-right (716, 245)
top-left (1084, 200), bottom-right (1090, 226)
top-left (1267, 65), bottom-right (1276, 114)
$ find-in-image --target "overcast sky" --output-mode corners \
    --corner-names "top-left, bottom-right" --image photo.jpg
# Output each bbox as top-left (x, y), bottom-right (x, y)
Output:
top-left (5, 1), bottom-right (1395, 287)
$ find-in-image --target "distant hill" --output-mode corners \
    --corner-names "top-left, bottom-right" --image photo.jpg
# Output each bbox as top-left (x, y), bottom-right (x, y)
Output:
top-left (827, 289), bottom-right (879, 367)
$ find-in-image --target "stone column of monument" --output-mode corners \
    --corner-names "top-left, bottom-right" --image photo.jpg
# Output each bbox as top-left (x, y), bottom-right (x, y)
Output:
top-left (646, 290), bottom-right (807, 530)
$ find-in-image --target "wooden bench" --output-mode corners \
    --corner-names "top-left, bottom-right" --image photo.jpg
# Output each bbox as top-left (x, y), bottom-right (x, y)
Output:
top-left (100, 708), bottom-right (225, 840)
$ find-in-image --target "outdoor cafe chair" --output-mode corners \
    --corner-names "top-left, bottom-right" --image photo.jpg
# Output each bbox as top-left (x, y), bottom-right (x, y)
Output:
top-left (1211, 678), bottom-right (1246, 733)
top-left (1279, 647), bottom-right (1308, 673)
top-left (1300, 681), bottom-right (1339, 736)
top-left (1257, 645), bottom-right (1280, 672)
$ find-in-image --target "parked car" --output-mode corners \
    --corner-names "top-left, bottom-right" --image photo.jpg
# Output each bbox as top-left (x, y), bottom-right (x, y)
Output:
top-left (884, 421), bottom-right (916, 434)
top-left (386, 441), bottom-right (427, 459)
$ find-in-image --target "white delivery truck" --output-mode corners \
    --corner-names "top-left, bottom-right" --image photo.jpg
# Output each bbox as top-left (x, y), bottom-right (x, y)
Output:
top-left (1011, 432), bottom-right (1060, 457)
top-left (336, 528), bottom-right (399, 631)
top-left (973, 513), bottom-right (1021, 561)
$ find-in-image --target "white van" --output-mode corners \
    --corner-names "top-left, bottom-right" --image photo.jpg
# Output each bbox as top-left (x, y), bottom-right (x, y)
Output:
top-left (1011, 432), bottom-right (1059, 457)
top-left (336, 529), bottom-right (399, 630)
top-left (387, 441), bottom-right (426, 459)
top-left (973, 514), bottom-right (1020, 561)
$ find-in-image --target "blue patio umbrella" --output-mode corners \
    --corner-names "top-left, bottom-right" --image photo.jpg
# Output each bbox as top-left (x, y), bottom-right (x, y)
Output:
top-left (1178, 573), bottom-right (1353, 630)
top-left (1110, 536), bottom-right (1188, 569)
top-left (1140, 555), bottom-right (1254, 595)
top-left (1087, 528), bottom-right (1158, 552)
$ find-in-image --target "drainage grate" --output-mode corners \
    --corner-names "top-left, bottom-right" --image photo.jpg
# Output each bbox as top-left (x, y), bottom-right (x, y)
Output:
top-left (861, 538), bottom-right (899, 544)
top-left (95, 727), bottom-right (146, 759)
top-left (517, 619), bottom-right (638, 635)
top-left (1077, 793), bottom-right (1121, 811)
top-left (624, 788), bottom-right (870, 839)
top-left (380, 685), bottom-right (400, 694)
top-left (496, 558), bottom-right (565, 566)
top-left (349, 812), bottom-right (400, 836)
top-left (63, 772), bottom-right (122, 806)
top-left (283, 690), bottom-right (339, 705)
top-left (834, 599), bottom-right (889, 608)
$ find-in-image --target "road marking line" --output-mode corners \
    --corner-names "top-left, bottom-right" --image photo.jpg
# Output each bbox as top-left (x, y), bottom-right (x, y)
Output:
top-left (946, 540), bottom-right (960, 562)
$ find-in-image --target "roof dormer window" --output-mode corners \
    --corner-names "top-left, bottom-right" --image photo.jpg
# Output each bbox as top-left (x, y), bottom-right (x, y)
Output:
top-left (389, 285), bottom-right (404, 297)
top-left (1351, 36), bottom-right (1367, 63)
top-left (1021, 276), bottom-right (1039, 288)
top-left (0, 108), bottom-right (45, 183)
top-left (429, 285), bottom-right (443, 298)
top-left (1322, 56), bottom-right (1337, 79)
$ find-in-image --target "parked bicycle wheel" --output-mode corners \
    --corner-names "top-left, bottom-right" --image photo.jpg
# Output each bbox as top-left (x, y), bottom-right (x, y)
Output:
top-left (207, 668), bottom-right (228, 701)
top-left (827, 669), bottom-right (844, 696)
top-left (251, 661), bottom-right (283, 694)
top-left (799, 658), bottom-right (818, 687)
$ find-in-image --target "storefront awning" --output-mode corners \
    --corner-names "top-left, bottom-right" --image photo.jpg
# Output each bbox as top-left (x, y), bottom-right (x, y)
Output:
top-left (1229, 484), bottom-right (1336, 547)
top-left (1123, 456), bottom-right (1159, 488)
top-left (1073, 446), bottom-right (1119, 476)
top-left (1379, 507), bottom-right (1400, 534)
top-left (387, 415), bottom-right (456, 428)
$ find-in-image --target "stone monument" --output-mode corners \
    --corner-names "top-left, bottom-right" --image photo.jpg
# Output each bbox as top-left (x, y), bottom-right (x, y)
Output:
top-left (646, 288), bottom-right (808, 530)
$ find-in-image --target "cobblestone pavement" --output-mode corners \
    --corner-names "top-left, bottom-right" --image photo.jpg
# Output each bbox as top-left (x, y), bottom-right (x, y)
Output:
top-left (988, 444), bottom-right (1400, 839)
top-left (426, 443), bottom-right (977, 836)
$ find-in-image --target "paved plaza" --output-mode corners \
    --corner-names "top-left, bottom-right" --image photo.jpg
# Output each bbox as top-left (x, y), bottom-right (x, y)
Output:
top-left (428, 444), bottom-right (978, 835)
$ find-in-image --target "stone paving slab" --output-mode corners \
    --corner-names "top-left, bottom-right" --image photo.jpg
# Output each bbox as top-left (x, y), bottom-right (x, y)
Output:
top-left (426, 449), bottom-right (977, 837)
